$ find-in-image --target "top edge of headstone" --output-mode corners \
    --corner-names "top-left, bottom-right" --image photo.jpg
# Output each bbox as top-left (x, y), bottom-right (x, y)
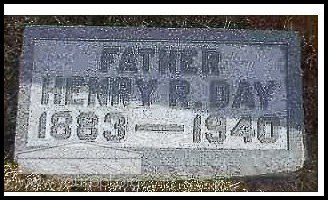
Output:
top-left (23, 25), bottom-right (300, 33)
top-left (22, 25), bottom-right (301, 44)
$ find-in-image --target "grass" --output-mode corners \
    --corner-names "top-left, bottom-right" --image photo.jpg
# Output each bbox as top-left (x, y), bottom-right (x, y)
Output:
top-left (4, 16), bottom-right (318, 192)
top-left (4, 158), bottom-right (247, 192)
top-left (4, 158), bottom-right (71, 192)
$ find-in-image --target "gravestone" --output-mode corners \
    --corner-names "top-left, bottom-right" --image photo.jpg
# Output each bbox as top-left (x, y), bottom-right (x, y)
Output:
top-left (15, 26), bottom-right (305, 179)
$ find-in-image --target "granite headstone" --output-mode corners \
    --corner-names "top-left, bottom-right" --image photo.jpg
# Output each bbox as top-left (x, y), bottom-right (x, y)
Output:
top-left (15, 26), bottom-right (305, 179)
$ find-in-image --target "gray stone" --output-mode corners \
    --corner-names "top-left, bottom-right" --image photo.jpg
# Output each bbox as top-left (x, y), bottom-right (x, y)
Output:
top-left (15, 26), bottom-right (305, 179)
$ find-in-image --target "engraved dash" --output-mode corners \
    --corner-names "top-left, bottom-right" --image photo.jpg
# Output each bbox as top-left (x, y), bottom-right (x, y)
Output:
top-left (135, 124), bottom-right (184, 132)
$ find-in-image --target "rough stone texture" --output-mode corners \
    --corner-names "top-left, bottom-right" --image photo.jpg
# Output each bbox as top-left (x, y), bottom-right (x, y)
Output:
top-left (15, 26), bottom-right (305, 179)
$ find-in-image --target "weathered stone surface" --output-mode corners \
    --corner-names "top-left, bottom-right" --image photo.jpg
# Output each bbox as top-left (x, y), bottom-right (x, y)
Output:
top-left (15, 26), bottom-right (305, 178)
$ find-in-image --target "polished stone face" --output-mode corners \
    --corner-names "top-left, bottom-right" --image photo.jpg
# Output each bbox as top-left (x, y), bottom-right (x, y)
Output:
top-left (15, 27), bottom-right (305, 178)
